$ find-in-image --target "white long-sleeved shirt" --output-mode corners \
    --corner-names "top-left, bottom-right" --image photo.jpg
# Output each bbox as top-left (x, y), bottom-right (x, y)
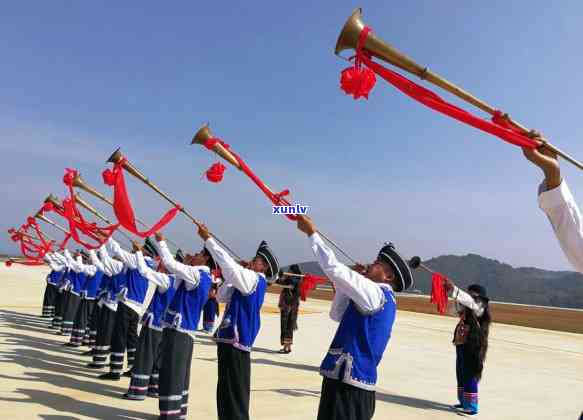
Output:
top-left (136, 250), bottom-right (172, 293)
top-left (309, 233), bottom-right (389, 321)
top-left (44, 253), bottom-right (66, 272)
top-left (155, 240), bottom-right (208, 290)
top-left (89, 248), bottom-right (106, 274)
top-left (107, 238), bottom-right (138, 270)
top-left (204, 237), bottom-right (260, 297)
top-left (451, 286), bottom-right (484, 317)
top-left (98, 244), bottom-right (124, 277)
top-left (538, 180), bottom-right (583, 274)
top-left (64, 250), bottom-right (85, 273)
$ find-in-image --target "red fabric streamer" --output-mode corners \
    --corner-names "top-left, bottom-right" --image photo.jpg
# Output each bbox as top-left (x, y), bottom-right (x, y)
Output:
top-left (341, 27), bottom-right (538, 150)
top-left (205, 162), bottom-right (226, 183)
top-left (102, 158), bottom-right (181, 238)
top-left (202, 138), bottom-right (298, 221)
top-left (430, 272), bottom-right (449, 314)
top-left (299, 274), bottom-right (327, 301)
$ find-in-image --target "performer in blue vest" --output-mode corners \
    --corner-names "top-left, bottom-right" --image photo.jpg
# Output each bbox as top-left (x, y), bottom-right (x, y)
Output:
top-left (82, 247), bottom-right (110, 355)
top-left (61, 250), bottom-right (87, 337)
top-left (88, 244), bottom-right (125, 369)
top-left (68, 251), bottom-right (105, 347)
top-left (50, 250), bottom-right (71, 331)
top-left (202, 281), bottom-right (221, 333)
top-left (42, 252), bottom-right (66, 320)
top-left (197, 224), bottom-right (279, 420)
top-left (99, 238), bottom-right (153, 380)
top-left (295, 215), bottom-right (413, 420)
top-left (153, 231), bottom-right (214, 420)
top-left (123, 244), bottom-right (176, 401)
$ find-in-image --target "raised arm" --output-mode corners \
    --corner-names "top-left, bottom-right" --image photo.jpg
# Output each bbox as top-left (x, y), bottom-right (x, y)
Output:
top-left (98, 244), bottom-right (124, 277)
top-left (44, 253), bottom-right (65, 272)
top-left (155, 239), bottom-right (205, 287)
top-left (136, 250), bottom-right (171, 290)
top-left (539, 181), bottom-right (583, 273)
top-left (89, 248), bottom-right (106, 273)
top-left (451, 286), bottom-right (484, 317)
top-left (204, 237), bottom-right (259, 295)
top-left (309, 233), bottom-right (385, 313)
top-left (107, 238), bottom-right (138, 270)
top-left (64, 250), bottom-right (85, 273)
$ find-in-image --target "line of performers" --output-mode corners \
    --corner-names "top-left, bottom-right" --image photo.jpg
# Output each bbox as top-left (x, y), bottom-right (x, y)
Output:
top-left (38, 217), bottom-right (491, 419)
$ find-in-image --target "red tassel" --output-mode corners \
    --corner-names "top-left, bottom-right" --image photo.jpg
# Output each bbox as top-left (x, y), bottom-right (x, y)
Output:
top-left (430, 272), bottom-right (449, 314)
top-left (102, 168), bottom-right (116, 186)
top-left (5, 260), bottom-right (12, 267)
top-left (340, 66), bottom-right (377, 100)
top-left (205, 162), bottom-right (226, 183)
top-left (299, 274), bottom-right (327, 301)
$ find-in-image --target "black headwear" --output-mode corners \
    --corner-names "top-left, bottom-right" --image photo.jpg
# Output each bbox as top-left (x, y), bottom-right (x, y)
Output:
top-left (468, 284), bottom-right (489, 302)
top-left (175, 249), bottom-right (185, 263)
top-left (377, 242), bottom-right (414, 292)
top-left (256, 240), bottom-right (279, 282)
top-left (143, 237), bottom-right (159, 259)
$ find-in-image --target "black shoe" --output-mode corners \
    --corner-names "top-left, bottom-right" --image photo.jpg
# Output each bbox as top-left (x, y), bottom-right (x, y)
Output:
top-left (122, 370), bottom-right (132, 378)
top-left (82, 349), bottom-right (96, 356)
top-left (122, 392), bottom-right (145, 401)
top-left (86, 362), bottom-right (105, 369)
top-left (451, 404), bottom-right (463, 409)
top-left (64, 342), bottom-right (79, 347)
top-left (98, 372), bottom-right (121, 381)
top-left (147, 391), bottom-right (159, 399)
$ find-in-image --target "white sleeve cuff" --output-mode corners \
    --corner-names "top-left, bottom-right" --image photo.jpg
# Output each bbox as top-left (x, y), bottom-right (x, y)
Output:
top-left (539, 180), bottom-right (572, 211)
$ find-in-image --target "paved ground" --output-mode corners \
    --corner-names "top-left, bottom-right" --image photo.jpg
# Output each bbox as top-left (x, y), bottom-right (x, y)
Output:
top-left (0, 265), bottom-right (582, 419)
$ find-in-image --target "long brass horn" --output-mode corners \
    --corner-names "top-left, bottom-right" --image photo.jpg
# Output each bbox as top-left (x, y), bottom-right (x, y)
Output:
top-left (335, 8), bottom-right (583, 171)
top-left (106, 148), bottom-right (241, 259)
top-left (191, 124), bottom-right (241, 169)
top-left (72, 173), bottom-right (113, 206)
top-left (35, 212), bottom-right (70, 236)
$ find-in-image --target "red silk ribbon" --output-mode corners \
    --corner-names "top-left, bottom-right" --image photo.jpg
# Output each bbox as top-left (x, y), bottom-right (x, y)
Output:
top-left (102, 158), bottom-right (181, 237)
top-left (299, 274), bottom-right (327, 301)
top-left (341, 27), bottom-right (538, 149)
top-left (430, 272), bottom-right (449, 314)
top-left (203, 138), bottom-right (298, 221)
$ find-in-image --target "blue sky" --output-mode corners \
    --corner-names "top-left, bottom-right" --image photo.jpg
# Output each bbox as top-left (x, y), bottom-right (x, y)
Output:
top-left (1, 1), bottom-right (583, 270)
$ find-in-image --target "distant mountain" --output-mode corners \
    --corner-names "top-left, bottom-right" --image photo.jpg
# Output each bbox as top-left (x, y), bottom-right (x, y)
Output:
top-left (284, 254), bottom-right (583, 309)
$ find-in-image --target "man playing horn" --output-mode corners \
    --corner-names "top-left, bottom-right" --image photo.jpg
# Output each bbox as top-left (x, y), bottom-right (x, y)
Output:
top-left (41, 252), bottom-right (66, 320)
top-left (523, 142), bottom-right (583, 273)
top-left (295, 215), bottom-right (413, 420)
top-left (153, 231), bottom-right (214, 420)
top-left (197, 224), bottom-right (279, 420)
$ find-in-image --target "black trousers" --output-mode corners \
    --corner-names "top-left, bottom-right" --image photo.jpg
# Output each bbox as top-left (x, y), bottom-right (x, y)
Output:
top-left (280, 307), bottom-right (298, 345)
top-left (52, 290), bottom-right (66, 329)
top-left (217, 342), bottom-right (251, 420)
top-left (109, 303), bottom-right (139, 375)
top-left (42, 283), bottom-right (58, 318)
top-left (93, 305), bottom-right (117, 367)
top-left (62, 293), bottom-right (82, 336)
top-left (159, 329), bottom-right (194, 419)
top-left (70, 299), bottom-right (95, 346)
top-left (317, 377), bottom-right (376, 420)
top-left (126, 325), bottom-right (163, 399)
top-left (87, 303), bottom-right (101, 348)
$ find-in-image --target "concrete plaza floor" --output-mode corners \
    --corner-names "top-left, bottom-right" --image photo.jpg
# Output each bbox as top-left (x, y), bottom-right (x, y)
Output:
top-left (0, 264), bottom-right (582, 419)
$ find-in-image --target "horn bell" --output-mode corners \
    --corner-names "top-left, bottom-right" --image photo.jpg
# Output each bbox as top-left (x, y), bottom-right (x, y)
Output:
top-left (334, 8), bottom-right (364, 55)
top-left (107, 147), bottom-right (124, 164)
top-left (191, 123), bottom-right (213, 145)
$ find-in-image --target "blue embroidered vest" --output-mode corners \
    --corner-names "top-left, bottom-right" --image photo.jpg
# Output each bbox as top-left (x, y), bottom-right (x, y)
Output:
top-left (145, 276), bottom-right (176, 330)
top-left (163, 271), bottom-right (212, 334)
top-left (320, 287), bottom-right (396, 391)
top-left (47, 269), bottom-right (64, 286)
top-left (97, 274), bottom-right (111, 300)
top-left (215, 275), bottom-right (267, 352)
top-left (119, 268), bottom-right (148, 306)
top-left (67, 269), bottom-right (86, 296)
top-left (81, 270), bottom-right (105, 300)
